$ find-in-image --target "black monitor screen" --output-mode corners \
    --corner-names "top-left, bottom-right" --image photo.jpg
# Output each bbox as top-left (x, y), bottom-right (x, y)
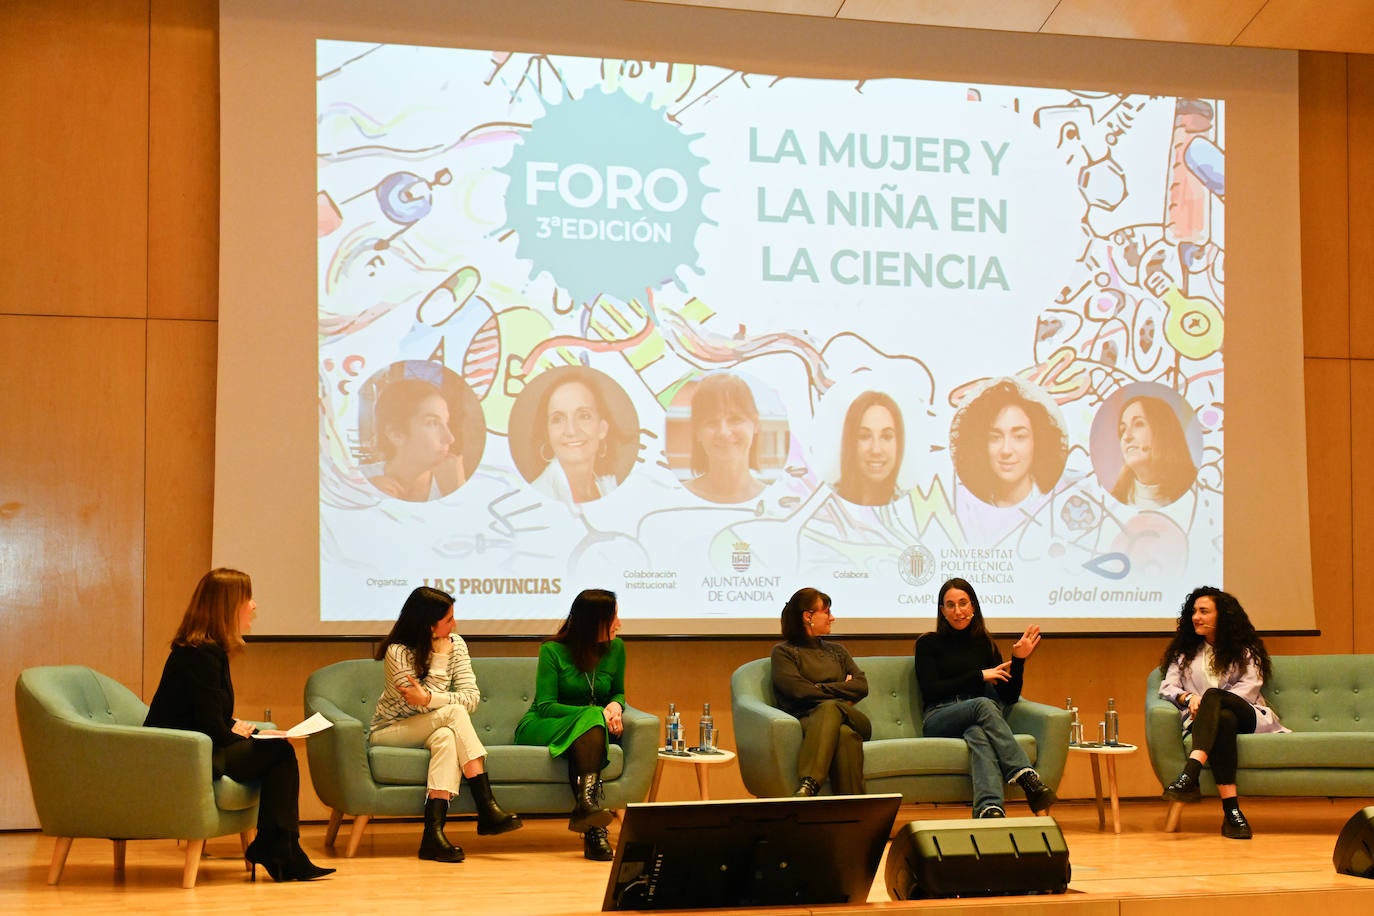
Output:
top-left (602, 794), bottom-right (901, 911)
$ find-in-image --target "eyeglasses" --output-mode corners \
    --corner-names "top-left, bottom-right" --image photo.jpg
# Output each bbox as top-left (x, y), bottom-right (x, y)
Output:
top-left (942, 598), bottom-right (973, 612)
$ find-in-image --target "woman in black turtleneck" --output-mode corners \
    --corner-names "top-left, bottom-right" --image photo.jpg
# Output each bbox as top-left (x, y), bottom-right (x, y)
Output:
top-left (914, 577), bottom-right (1056, 819)
top-left (770, 587), bottom-right (870, 797)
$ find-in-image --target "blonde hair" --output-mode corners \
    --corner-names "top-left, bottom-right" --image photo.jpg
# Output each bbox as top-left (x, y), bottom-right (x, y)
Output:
top-left (172, 568), bottom-right (252, 653)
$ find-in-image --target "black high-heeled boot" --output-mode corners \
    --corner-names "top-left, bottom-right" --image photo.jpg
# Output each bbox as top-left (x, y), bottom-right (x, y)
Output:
top-left (418, 797), bottom-right (465, 863)
top-left (568, 773), bottom-right (613, 833)
top-left (283, 834), bottom-right (335, 880)
top-left (469, 772), bottom-right (523, 836)
top-left (245, 829), bottom-right (291, 882)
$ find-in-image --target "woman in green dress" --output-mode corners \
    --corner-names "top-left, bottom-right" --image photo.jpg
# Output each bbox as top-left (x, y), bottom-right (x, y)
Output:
top-left (514, 588), bottom-right (625, 860)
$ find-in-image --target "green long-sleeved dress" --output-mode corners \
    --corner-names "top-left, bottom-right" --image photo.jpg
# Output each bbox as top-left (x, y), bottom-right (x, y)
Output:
top-left (514, 637), bottom-right (626, 766)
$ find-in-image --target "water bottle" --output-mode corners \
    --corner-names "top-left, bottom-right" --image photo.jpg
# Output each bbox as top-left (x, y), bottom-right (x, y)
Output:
top-left (666, 703), bottom-right (683, 752)
top-left (1104, 697), bottom-right (1120, 746)
top-left (1066, 699), bottom-right (1082, 746)
top-left (698, 702), bottom-right (715, 752)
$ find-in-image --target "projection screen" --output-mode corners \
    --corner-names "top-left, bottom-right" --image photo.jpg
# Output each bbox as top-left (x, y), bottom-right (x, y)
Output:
top-left (216, 0), bottom-right (1312, 637)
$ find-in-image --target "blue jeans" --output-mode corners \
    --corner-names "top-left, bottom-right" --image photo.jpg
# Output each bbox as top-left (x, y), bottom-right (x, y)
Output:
top-left (923, 696), bottom-right (1032, 814)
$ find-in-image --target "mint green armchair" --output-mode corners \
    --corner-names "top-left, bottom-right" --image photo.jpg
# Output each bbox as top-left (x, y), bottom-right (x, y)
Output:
top-left (304, 657), bottom-right (659, 856)
top-left (15, 666), bottom-right (262, 888)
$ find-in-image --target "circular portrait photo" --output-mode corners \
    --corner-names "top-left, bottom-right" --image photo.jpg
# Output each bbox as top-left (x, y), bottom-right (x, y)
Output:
top-left (1090, 383), bottom-right (1201, 508)
top-left (665, 371), bottom-right (789, 505)
top-left (950, 377), bottom-right (1068, 509)
top-left (357, 360), bottom-right (486, 502)
top-left (508, 365), bottom-right (638, 505)
top-left (833, 390), bottom-right (907, 507)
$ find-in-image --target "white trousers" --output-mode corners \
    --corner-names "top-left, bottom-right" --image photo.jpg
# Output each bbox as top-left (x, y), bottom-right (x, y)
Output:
top-left (370, 705), bottom-right (487, 795)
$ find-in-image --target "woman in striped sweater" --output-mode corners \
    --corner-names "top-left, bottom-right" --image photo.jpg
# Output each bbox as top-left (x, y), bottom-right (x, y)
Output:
top-left (370, 586), bottom-right (523, 862)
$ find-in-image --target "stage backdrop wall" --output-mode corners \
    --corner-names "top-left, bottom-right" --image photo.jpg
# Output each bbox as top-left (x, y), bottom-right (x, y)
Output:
top-left (0, 0), bottom-right (1372, 830)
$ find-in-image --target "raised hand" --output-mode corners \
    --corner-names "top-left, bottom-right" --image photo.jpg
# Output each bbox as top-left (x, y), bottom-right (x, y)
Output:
top-left (1011, 625), bottom-right (1042, 659)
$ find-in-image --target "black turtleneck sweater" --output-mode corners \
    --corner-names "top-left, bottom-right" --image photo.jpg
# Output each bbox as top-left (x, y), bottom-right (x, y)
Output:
top-left (770, 637), bottom-right (868, 719)
top-left (914, 627), bottom-right (1024, 710)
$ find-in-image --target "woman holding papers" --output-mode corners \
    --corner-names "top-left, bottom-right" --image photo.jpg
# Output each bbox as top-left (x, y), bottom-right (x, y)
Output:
top-left (145, 568), bottom-right (334, 882)
top-left (371, 586), bottom-right (523, 863)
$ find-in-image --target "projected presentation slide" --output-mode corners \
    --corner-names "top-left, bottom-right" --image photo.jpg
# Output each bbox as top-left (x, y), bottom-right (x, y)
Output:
top-left (316, 41), bottom-right (1225, 631)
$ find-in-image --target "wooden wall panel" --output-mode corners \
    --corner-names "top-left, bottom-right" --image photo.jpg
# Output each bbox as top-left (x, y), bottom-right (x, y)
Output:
top-left (142, 318), bottom-right (218, 693)
top-left (1351, 359), bottom-right (1374, 654)
top-left (148, 0), bottom-right (218, 322)
top-left (1285, 357), bottom-right (1354, 650)
top-left (1299, 52), bottom-right (1350, 359)
top-left (0, 315), bottom-right (147, 829)
top-left (0, 0), bottom-right (149, 319)
top-left (1348, 55), bottom-right (1374, 359)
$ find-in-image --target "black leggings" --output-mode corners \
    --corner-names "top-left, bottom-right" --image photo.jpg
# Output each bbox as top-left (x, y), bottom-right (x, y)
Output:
top-left (216, 738), bottom-right (301, 836)
top-left (562, 725), bottom-right (608, 779)
top-left (1190, 688), bottom-right (1258, 785)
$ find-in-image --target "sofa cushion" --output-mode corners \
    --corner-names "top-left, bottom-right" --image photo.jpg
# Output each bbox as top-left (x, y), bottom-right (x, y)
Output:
top-left (368, 743), bottom-right (627, 785)
top-left (1182, 732), bottom-right (1374, 769)
top-left (863, 735), bottom-right (1037, 778)
top-left (1263, 655), bottom-right (1374, 733)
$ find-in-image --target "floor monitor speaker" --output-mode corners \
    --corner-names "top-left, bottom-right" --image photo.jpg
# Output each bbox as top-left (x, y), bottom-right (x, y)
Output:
top-left (1334, 806), bottom-right (1374, 879)
top-left (885, 816), bottom-right (1070, 899)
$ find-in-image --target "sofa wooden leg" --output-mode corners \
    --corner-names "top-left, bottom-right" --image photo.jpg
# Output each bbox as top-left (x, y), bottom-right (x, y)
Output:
top-left (113, 838), bottom-right (127, 876)
top-left (345, 814), bottom-right (370, 858)
top-left (240, 830), bottom-right (253, 870)
top-left (182, 838), bottom-right (205, 888)
top-left (47, 837), bottom-right (73, 885)
top-left (324, 809), bottom-right (343, 848)
top-left (1164, 800), bottom-right (1184, 832)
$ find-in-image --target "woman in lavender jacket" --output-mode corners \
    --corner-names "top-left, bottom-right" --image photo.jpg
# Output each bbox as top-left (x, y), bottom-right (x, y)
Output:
top-left (1157, 586), bottom-right (1288, 839)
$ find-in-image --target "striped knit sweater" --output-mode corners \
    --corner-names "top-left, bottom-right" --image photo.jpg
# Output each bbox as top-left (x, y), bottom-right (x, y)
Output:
top-left (370, 633), bottom-right (480, 732)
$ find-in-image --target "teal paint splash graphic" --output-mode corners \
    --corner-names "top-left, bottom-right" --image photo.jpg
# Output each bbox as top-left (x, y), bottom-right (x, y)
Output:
top-left (500, 90), bottom-right (711, 303)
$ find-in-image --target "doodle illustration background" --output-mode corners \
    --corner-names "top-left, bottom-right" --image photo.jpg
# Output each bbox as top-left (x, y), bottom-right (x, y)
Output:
top-left (314, 42), bottom-right (1226, 627)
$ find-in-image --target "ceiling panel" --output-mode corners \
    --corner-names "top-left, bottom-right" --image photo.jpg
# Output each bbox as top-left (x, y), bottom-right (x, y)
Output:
top-left (633, 0), bottom-right (1374, 54)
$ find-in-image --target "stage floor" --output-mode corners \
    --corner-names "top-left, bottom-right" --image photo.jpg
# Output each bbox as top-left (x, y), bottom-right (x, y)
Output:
top-left (3, 797), bottom-right (1372, 914)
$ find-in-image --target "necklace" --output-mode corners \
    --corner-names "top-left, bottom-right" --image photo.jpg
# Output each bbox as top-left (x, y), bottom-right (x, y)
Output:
top-left (585, 671), bottom-right (597, 705)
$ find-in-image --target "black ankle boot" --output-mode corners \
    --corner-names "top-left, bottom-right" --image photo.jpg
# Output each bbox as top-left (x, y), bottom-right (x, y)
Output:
top-left (793, 777), bottom-right (820, 797)
top-left (1162, 771), bottom-right (1202, 803)
top-left (469, 772), bottom-right (523, 836)
top-left (1015, 769), bottom-right (1058, 813)
top-left (1221, 804), bottom-right (1253, 839)
top-left (583, 826), bottom-right (615, 861)
top-left (569, 774), bottom-right (612, 833)
top-left (418, 797), bottom-right (464, 862)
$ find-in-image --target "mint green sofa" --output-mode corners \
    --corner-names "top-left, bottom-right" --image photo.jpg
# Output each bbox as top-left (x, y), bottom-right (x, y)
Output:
top-left (15, 666), bottom-right (262, 888)
top-left (731, 656), bottom-right (1070, 804)
top-left (304, 657), bottom-right (659, 856)
top-left (1146, 654), bottom-right (1374, 802)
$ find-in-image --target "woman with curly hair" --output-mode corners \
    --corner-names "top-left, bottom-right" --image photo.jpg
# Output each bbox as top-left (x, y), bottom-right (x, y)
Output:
top-left (1112, 395), bottom-right (1197, 507)
top-left (950, 378), bottom-right (1066, 508)
top-left (1157, 587), bottom-right (1288, 839)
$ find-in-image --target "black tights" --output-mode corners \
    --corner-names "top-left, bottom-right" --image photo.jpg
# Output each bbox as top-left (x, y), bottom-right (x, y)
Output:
top-left (216, 738), bottom-right (301, 837)
top-left (1190, 688), bottom-right (1257, 785)
top-left (563, 725), bottom-right (607, 779)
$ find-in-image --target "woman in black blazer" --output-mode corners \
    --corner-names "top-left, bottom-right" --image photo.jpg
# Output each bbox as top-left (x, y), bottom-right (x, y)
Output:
top-left (144, 568), bottom-right (333, 882)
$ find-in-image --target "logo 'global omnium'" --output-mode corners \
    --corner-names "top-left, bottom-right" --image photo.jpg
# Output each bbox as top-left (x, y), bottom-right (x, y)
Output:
top-left (499, 89), bottom-right (712, 303)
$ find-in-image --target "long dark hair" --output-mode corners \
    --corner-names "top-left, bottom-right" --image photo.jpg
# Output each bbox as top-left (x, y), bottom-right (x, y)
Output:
top-left (1111, 395), bottom-right (1197, 504)
top-left (934, 577), bottom-right (996, 653)
top-left (376, 586), bottom-right (455, 678)
top-left (780, 587), bottom-right (826, 644)
top-left (1157, 586), bottom-right (1272, 681)
top-left (552, 588), bottom-right (618, 672)
top-left (836, 391), bottom-right (905, 505)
